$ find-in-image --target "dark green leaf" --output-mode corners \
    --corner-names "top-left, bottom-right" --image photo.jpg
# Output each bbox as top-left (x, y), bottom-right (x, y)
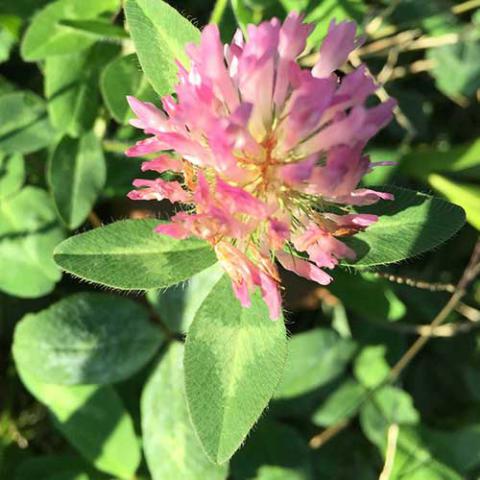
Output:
top-left (231, 420), bottom-right (313, 480)
top-left (345, 186), bottom-right (466, 268)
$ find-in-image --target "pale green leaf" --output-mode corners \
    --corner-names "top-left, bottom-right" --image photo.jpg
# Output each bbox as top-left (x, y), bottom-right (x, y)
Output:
top-left (21, 0), bottom-right (121, 61)
top-left (274, 329), bottom-right (356, 400)
top-left (48, 132), bottom-right (106, 229)
top-left (147, 262), bottom-right (224, 334)
top-left (401, 138), bottom-right (480, 176)
top-left (428, 41), bottom-right (480, 97)
top-left (305, 0), bottom-right (366, 49)
top-left (360, 386), bottom-right (420, 447)
top-left (184, 275), bottom-right (287, 464)
top-left (0, 152), bottom-right (24, 199)
top-left (100, 53), bottom-right (157, 124)
top-left (54, 219), bottom-right (217, 290)
top-left (345, 186), bottom-right (466, 268)
top-left (312, 379), bottom-right (366, 427)
top-left (13, 292), bottom-right (162, 385)
top-left (428, 174), bottom-right (480, 230)
top-left (16, 370), bottom-right (140, 479)
top-left (142, 342), bottom-right (228, 480)
top-left (45, 43), bottom-right (119, 137)
top-left (0, 187), bottom-right (64, 298)
top-left (0, 91), bottom-right (56, 154)
top-left (124, 0), bottom-right (200, 95)
top-left (354, 345), bottom-right (390, 389)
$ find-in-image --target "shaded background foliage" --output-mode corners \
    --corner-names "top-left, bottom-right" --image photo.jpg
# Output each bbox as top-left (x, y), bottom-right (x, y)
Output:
top-left (1, 0), bottom-right (480, 479)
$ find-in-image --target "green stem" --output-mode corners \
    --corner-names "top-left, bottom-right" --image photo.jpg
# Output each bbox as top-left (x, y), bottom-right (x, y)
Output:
top-left (210, 0), bottom-right (229, 24)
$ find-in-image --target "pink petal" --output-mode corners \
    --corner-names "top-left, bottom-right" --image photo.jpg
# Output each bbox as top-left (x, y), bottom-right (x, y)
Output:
top-left (155, 223), bottom-right (190, 239)
top-left (332, 188), bottom-right (394, 206)
top-left (276, 250), bottom-right (332, 285)
top-left (129, 179), bottom-right (190, 203)
top-left (312, 20), bottom-right (360, 78)
top-left (127, 96), bottom-right (167, 132)
top-left (141, 156), bottom-right (183, 173)
top-left (259, 271), bottom-right (282, 320)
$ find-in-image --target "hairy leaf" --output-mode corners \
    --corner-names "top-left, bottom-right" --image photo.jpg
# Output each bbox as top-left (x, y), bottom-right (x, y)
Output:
top-left (142, 342), bottom-right (228, 480)
top-left (345, 186), bottom-right (466, 268)
top-left (184, 275), bottom-right (287, 464)
top-left (54, 219), bottom-right (217, 289)
top-left (13, 292), bottom-right (162, 385)
top-left (124, 0), bottom-right (200, 95)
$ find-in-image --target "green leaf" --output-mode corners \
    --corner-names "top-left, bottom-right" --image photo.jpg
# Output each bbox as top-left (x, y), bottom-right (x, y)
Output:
top-left (312, 379), bottom-right (366, 427)
top-left (21, 0), bottom-right (120, 61)
top-left (48, 132), bottom-right (106, 229)
top-left (16, 371), bottom-right (140, 479)
top-left (0, 187), bottom-right (64, 298)
top-left (427, 41), bottom-right (480, 97)
top-left (45, 43), bottom-right (119, 137)
top-left (388, 428), bottom-right (463, 480)
top-left (305, 0), bottom-right (366, 49)
top-left (354, 345), bottom-right (390, 388)
top-left (231, 420), bottom-right (313, 480)
top-left (142, 342), bottom-right (228, 480)
top-left (184, 275), bottom-right (287, 464)
top-left (274, 329), bottom-right (356, 400)
top-left (124, 0), bottom-right (200, 96)
top-left (345, 186), bottom-right (466, 268)
top-left (13, 292), bottom-right (162, 385)
top-left (401, 139), bottom-right (480, 176)
top-left (360, 386), bottom-right (420, 447)
top-left (0, 14), bottom-right (20, 64)
top-left (100, 53), bottom-right (157, 124)
top-left (0, 91), bottom-right (56, 154)
top-left (59, 19), bottom-right (129, 39)
top-left (0, 152), bottom-right (24, 199)
top-left (147, 262), bottom-right (224, 334)
top-left (54, 219), bottom-right (217, 290)
top-left (329, 271), bottom-right (406, 323)
top-left (422, 425), bottom-right (480, 474)
top-left (427, 174), bottom-right (480, 230)
top-left (14, 455), bottom-right (103, 480)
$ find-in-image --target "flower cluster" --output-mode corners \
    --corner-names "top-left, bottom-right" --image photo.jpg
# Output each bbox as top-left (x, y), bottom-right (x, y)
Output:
top-left (127, 14), bottom-right (395, 319)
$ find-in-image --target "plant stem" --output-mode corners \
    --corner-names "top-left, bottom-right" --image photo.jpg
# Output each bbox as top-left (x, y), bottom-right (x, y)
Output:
top-left (309, 238), bottom-right (480, 450)
top-left (210, 0), bottom-right (229, 24)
